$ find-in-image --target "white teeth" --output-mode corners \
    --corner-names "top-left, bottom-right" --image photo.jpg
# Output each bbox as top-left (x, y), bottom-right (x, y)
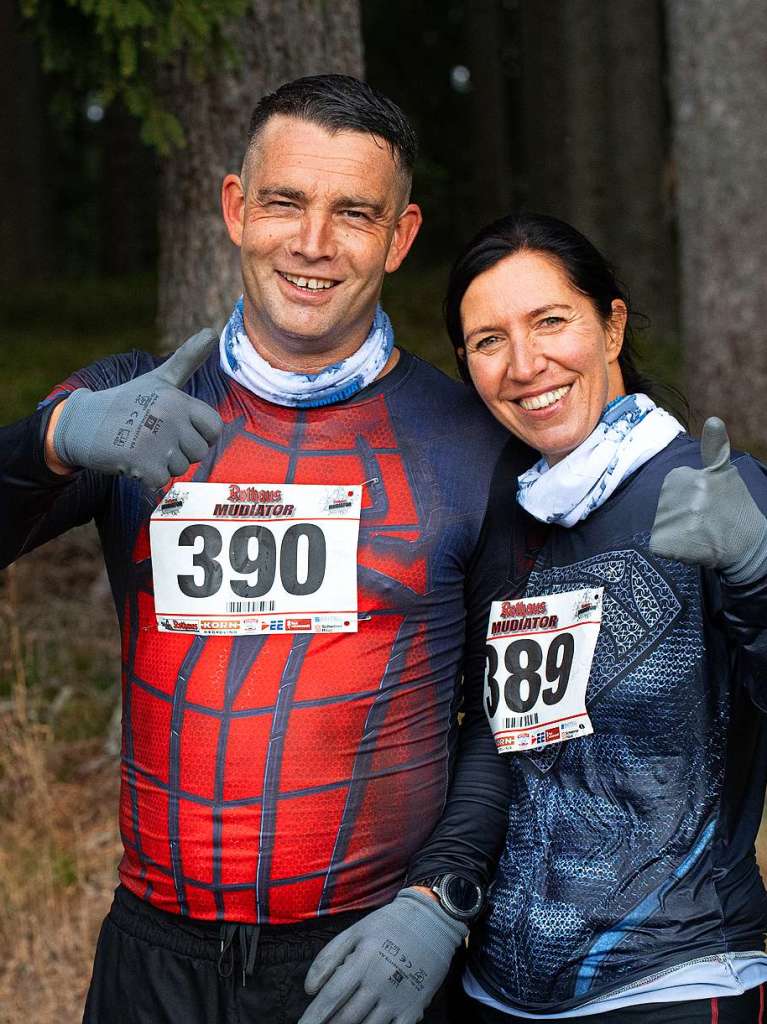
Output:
top-left (519, 385), bottom-right (571, 411)
top-left (282, 272), bottom-right (335, 290)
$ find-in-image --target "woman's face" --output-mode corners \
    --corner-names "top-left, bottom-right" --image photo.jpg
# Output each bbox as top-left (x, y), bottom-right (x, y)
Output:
top-left (461, 251), bottom-right (627, 464)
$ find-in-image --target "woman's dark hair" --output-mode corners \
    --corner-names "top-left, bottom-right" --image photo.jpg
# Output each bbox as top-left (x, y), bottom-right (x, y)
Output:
top-left (445, 212), bottom-right (683, 415)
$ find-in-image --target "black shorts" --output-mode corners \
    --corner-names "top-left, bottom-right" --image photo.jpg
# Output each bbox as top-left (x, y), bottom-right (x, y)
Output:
top-left (83, 885), bottom-right (460, 1024)
top-left (456, 980), bottom-right (766, 1023)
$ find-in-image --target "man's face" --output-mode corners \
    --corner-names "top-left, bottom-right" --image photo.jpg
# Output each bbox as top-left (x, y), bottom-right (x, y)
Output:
top-left (221, 115), bottom-right (422, 368)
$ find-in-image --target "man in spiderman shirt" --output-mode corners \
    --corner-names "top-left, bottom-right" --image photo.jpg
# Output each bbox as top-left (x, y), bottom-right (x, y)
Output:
top-left (0, 76), bottom-right (531, 1023)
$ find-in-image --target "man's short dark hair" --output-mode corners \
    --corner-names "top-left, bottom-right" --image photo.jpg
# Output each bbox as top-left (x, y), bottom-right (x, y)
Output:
top-left (245, 74), bottom-right (418, 191)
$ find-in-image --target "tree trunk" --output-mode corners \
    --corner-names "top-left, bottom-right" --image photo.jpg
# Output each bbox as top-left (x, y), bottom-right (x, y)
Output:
top-left (603, 0), bottom-right (676, 342)
top-left (521, 1), bottom-right (676, 343)
top-left (157, 0), bottom-right (364, 350)
top-left (666, 0), bottom-right (767, 448)
top-left (465, 0), bottom-right (513, 228)
top-left (560, 0), bottom-right (610, 253)
top-left (0, 5), bottom-right (48, 283)
top-left (101, 99), bottom-right (158, 276)
top-left (519, 2), bottom-right (569, 218)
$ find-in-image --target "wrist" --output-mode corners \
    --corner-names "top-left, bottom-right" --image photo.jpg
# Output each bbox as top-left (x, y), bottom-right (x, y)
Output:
top-left (409, 884), bottom-right (439, 902)
top-left (399, 888), bottom-right (469, 948)
top-left (44, 400), bottom-right (75, 475)
top-left (407, 873), bottom-right (485, 923)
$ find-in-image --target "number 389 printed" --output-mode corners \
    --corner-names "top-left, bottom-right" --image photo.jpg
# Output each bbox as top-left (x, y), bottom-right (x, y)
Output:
top-left (484, 634), bottom-right (575, 716)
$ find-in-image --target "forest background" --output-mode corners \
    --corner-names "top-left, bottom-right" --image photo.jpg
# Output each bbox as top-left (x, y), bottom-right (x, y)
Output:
top-left (1, 1), bottom-right (766, 1021)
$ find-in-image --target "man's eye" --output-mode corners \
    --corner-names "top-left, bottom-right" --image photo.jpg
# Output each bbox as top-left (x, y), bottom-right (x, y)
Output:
top-left (270, 200), bottom-right (297, 210)
top-left (539, 316), bottom-right (564, 328)
top-left (342, 209), bottom-right (368, 220)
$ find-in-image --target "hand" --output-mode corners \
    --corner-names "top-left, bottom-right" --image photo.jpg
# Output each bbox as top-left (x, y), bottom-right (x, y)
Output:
top-left (51, 328), bottom-right (223, 489)
top-left (650, 416), bottom-right (767, 584)
top-left (298, 889), bottom-right (467, 1024)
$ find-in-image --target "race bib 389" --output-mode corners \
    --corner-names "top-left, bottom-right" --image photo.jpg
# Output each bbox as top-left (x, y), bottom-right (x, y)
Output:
top-left (150, 482), bottom-right (361, 635)
top-left (484, 588), bottom-right (602, 753)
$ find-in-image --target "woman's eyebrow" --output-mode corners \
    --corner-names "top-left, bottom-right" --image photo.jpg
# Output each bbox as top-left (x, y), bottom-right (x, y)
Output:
top-left (464, 322), bottom-right (503, 341)
top-left (527, 303), bottom-right (573, 318)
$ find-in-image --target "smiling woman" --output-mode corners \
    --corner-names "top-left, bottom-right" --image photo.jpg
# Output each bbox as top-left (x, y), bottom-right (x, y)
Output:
top-left (459, 251), bottom-right (627, 465)
top-left (439, 213), bottom-right (767, 1023)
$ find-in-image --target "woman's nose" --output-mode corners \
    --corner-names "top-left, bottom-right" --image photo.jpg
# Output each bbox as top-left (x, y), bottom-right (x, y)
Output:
top-left (505, 336), bottom-right (545, 382)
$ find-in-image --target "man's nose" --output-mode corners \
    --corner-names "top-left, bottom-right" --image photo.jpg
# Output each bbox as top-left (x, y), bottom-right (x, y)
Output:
top-left (289, 211), bottom-right (337, 262)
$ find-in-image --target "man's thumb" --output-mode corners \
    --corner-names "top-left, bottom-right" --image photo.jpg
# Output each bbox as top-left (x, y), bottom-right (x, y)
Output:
top-left (700, 416), bottom-right (731, 471)
top-left (156, 328), bottom-right (219, 388)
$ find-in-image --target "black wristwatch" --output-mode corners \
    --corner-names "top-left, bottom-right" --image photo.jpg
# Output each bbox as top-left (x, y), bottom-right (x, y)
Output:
top-left (416, 873), bottom-right (485, 922)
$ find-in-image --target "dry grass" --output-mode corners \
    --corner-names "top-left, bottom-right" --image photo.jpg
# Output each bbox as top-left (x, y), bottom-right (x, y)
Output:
top-left (0, 532), bottom-right (121, 1024)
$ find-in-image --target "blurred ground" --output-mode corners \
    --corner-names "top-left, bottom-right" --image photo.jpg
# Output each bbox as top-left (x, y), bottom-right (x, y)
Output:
top-left (0, 530), bottom-right (120, 1024)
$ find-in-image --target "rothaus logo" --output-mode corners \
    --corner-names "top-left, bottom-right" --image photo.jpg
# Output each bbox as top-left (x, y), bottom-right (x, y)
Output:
top-left (213, 485), bottom-right (294, 518)
top-left (492, 599), bottom-right (558, 635)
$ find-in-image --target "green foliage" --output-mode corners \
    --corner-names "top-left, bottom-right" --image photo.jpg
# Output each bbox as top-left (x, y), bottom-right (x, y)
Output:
top-left (0, 274), bottom-right (158, 423)
top-left (19, 0), bottom-right (248, 152)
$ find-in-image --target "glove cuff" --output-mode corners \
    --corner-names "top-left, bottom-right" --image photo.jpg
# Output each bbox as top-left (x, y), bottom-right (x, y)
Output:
top-left (53, 388), bottom-right (96, 468)
top-left (398, 888), bottom-right (468, 955)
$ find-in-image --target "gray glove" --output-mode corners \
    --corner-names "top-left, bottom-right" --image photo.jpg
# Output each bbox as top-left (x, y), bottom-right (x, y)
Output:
top-left (650, 416), bottom-right (767, 584)
top-left (298, 889), bottom-right (468, 1024)
top-left (53, 328), bottom-right (223, 489)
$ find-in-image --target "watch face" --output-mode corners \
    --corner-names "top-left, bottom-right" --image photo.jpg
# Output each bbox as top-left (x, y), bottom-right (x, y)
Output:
top-left (441, 874), bottom-right (483, 917)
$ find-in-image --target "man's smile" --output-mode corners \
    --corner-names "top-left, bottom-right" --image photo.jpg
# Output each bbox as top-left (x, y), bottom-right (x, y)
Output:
top-left (277, 270), bottom-right (340, 291)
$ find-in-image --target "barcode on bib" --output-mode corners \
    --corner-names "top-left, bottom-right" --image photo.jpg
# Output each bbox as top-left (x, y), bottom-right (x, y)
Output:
top-left (226, 600), bottom-right (276, 613)
top-left (504, 712), bottom-right (539, 729)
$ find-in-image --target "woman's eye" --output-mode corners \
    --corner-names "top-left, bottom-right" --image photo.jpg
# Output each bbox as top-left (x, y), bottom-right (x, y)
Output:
top-left (472, 335), bottom-right (502, 352)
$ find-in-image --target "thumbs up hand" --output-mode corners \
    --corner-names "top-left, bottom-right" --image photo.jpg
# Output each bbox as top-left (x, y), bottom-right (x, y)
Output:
top-left (650, 417), bottom-right (767, 583)
top-left (51, 328), bottom-right (223, 489)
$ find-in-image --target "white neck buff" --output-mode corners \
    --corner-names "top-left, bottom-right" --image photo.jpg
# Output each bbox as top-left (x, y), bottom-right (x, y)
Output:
top-left (219, 297), bottom-right (394, 408)
top-left (517, 393), bottom-right (684, 526)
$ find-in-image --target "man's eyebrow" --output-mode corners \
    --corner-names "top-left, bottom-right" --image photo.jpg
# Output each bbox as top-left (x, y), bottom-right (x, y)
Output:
top-left (255, 186), bottom-right (308, 202)
top-left (330, 194), bottom-right (386, 216)
top-left (254, 186), bottom-right (386, 217)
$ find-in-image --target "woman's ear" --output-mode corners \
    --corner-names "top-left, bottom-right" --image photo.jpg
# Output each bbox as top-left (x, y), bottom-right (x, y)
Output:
top-left (606, 299), bottom-right (628, 361)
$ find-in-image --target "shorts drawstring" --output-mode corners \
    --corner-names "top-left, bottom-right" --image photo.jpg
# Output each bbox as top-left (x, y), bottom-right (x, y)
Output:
top-left (218, 923), bottom-right (261, 986)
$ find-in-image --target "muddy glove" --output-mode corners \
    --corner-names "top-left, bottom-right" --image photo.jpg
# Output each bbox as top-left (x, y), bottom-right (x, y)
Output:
top-left (650, 416), bottom-right (767, 584)
top-left (53, 328), bottom-right (222, 489)
top-left (298, 889), bottom-right (467, 1024)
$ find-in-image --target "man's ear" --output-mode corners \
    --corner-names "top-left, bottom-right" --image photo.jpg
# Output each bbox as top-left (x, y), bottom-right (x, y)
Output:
top-left (385, 204), bottom-right (423, 274)
top-left (221, 174), bottom-right (246, 247)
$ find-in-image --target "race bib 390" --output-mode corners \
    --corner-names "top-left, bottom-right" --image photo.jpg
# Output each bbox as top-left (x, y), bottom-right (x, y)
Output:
top-left (149, 482), bottom-right (361, 635)
top-left (484, 588), bottom-right (602, 753)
